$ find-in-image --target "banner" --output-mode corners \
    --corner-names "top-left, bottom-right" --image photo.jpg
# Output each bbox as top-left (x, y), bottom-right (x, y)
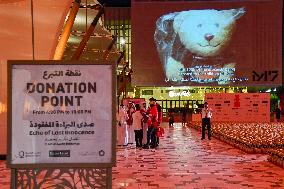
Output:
top-left (205, 93), bottom-right (270, 122)
top-left (8, 61), bottom-right (115, 168)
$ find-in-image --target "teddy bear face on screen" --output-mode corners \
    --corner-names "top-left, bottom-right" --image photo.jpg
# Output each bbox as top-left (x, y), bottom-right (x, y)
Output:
top-left (173, 8), bottom-right (245, 57)
top-left (154, 8), bottom-right (245, 84)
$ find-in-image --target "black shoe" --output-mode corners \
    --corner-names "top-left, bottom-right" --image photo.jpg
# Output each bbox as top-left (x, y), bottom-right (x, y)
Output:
top-left (142, 145), bottom-right (149, 149)
top-left (201, 138), bottom-right (205, 140)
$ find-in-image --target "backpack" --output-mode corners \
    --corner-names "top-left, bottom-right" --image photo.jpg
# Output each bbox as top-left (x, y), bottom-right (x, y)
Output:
top-left (142, 112), bottom-right (149, 123)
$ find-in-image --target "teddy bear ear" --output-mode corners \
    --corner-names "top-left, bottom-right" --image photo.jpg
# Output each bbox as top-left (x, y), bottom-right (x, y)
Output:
top-left (219, 7), bottom-right (245, 21)
top-left (232, 7), bottom-right (246, 19)
top-left (173, 11), bottom-right (191, 33)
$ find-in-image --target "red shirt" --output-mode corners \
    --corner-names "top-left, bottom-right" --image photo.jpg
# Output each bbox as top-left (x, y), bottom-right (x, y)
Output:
top-left (148, 105), bottom-right (158, 127)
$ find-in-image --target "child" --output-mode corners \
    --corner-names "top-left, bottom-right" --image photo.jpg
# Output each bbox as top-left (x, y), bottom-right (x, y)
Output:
top-left (132, 104), bottom-right (143, 147)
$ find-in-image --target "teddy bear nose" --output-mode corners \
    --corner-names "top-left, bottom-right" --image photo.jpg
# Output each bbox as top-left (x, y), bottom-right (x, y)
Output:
top-left (205, 34), bottom-right (214, 42)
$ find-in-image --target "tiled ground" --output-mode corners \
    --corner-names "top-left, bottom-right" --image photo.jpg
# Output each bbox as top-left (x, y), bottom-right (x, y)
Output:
top-left (112, 123), bottom-right (284, 189)
top-left (0, 123), bottom-right (284, 188)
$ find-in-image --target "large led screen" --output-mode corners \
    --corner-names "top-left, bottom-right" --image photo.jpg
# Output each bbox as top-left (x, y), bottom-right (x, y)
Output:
top-left (132, 0), bottom-right (282, 86)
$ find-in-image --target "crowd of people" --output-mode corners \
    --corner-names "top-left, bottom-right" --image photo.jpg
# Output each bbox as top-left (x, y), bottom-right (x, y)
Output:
top-left (116, 97), bottom-right (163, 149)
top-left (117, 98), bottom-right (216, 149)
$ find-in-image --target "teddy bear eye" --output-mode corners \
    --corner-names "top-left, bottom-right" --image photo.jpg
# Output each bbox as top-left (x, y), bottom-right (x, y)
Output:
top-left (197, 24), bottom-right (202, 28)
top-left (215, 23), bottom-right (219, 27)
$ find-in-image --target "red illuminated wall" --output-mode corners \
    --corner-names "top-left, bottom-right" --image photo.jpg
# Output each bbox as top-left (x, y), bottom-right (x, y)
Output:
top-left (205, 93), bottom-right (270, 122)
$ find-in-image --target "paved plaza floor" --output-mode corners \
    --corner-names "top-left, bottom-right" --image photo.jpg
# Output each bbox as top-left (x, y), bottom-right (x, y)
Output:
top-left (0, 123), bottom-right (284, 188)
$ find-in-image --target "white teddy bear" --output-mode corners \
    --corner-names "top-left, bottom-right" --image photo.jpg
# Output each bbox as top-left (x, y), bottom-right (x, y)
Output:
top-left (154, 8), bottom-right (245, 84)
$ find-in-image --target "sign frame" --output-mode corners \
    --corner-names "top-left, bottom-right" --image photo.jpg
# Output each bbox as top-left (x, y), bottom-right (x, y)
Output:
top-left (7, 60), bottom-right (117, 169)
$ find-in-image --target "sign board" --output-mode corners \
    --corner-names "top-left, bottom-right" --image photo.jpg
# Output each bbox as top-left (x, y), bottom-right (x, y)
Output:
top-left (205, 93), bottom-right (270, 122)
top-left (7, 61), bottom-right (116, 168)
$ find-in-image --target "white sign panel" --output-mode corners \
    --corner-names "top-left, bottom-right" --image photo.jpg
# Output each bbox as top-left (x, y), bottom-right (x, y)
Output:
top-left (10, 63), bottom-right (114, 166)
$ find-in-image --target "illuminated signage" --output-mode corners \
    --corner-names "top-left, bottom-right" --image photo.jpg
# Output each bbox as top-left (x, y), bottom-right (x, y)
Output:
top-left (169, 90), bottom-right (191, 97)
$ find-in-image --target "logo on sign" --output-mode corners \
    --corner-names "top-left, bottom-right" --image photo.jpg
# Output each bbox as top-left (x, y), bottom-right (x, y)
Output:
top-left (252, 71), bottom-right (278, 82)
top-left (234, 95), bottom-right (240, 108)
top-left (99, 150), bottom-right (105, 156)
top-left (49, 150), bottom-right (70, 157)
top-left (169, 90), bottom-right (190, 97)
top-left (19, 151), bottom-right (25, 158)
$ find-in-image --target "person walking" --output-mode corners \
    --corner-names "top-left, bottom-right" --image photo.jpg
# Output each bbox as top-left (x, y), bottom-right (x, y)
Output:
top-left (152, 98), bottom-right (162, 146)
top-left (117, 104), bottom-right (129, 146)
top-left (181, 104), bottom-right (189, 126)
top-left (140, 102), bottom-right (149, 146)
top-left (201, 102), bottom-right (212, 140)
top-left (127, 101), bottom-right (135, 145)
top-left (275, 106), bottom-right (281, 122)
top-left (132, 104), bottom-right (143, 147)
top-left (144, 97), bottom-right (159, 148)
top-left (168, 106), bottom-right (174, 127)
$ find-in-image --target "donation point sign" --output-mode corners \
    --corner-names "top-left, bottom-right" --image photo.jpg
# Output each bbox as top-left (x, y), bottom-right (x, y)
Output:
top-left (7, 61), bottom-right (116, 168)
